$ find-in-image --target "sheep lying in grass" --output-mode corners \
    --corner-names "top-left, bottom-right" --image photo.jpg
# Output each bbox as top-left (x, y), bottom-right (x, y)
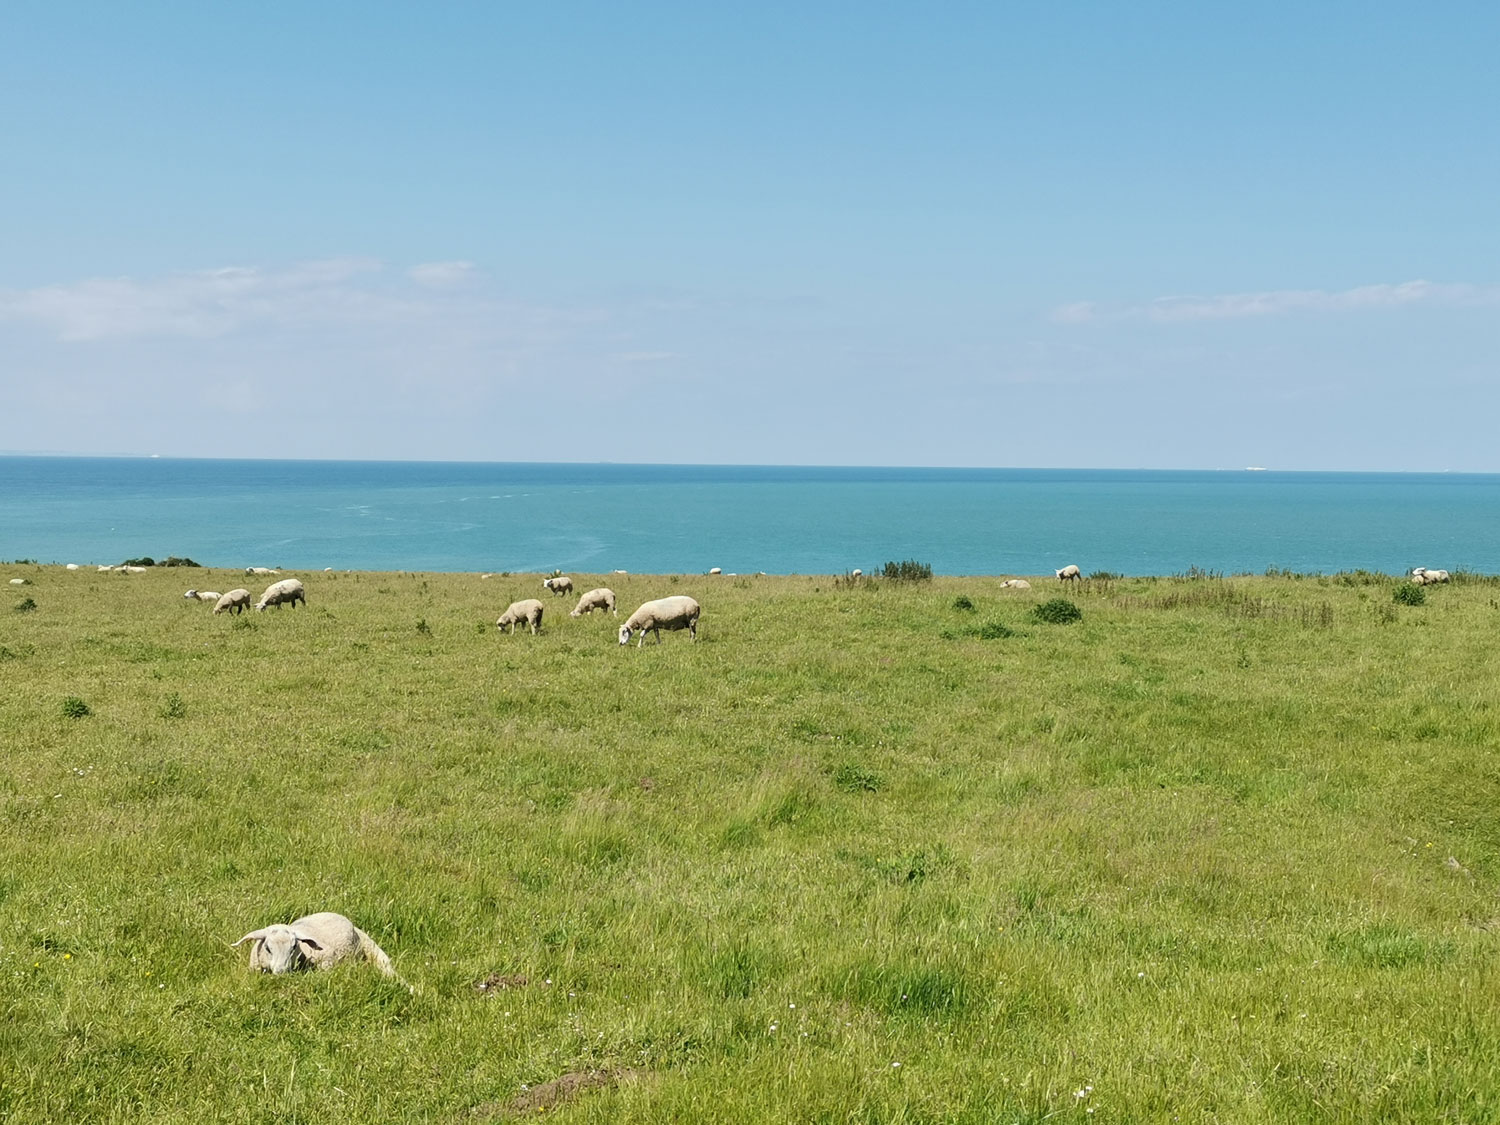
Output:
top-left (569, 588), bottom-right (617, 617)
top-left (1000, 578), bottom-right (1031, 589)
top-left (184, 589), bottom-right (222, 603)
top-left (619, 595), bottom-right (700, 647)
top-left (542, 575), bottom-right (574, 597)
top-left (255, 578), bottom-right (306, 611)
top-left (1055, 565), bottom-right (1081, 582)
top-left (246, 567), bottom-right (279, 576)
top-left (1412, 567), bottom-right (1450, 585)
top-left (213, 589), bottom-right (252, 615)
top-left (497, 598), bottom-right (545, 635)
top-left (232, 912), bottom-right (395, 976)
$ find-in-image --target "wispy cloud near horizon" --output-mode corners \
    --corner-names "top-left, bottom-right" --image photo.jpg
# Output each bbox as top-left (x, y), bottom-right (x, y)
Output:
top-left (1053, 279), bottom-right (1500, 325)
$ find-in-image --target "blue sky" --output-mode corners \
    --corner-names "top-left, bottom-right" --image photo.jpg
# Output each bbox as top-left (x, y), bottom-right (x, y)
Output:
top-left (3, 2), bottom-right (1497, 468)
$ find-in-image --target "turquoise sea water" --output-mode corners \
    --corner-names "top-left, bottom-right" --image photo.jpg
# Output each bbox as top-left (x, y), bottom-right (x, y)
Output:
top-left (2, 457), bottom-right (1498, 576)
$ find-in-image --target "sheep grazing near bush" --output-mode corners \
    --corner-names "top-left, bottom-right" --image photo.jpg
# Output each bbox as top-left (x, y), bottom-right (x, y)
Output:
top-left (1055, 564), bottom-right (1082, 582)
top-left (497, 598), bottom-right (545, 635)
top-left (619, 595), bottom-right (701, 647)
top-left (232, 912), bottom-right (395, 976)
top-left (542, 575), bottom-right (574, 597)
top-left (184, 589), bottom-right (222, 603)
top-left (213, 589), bottom-right (252, 615)
top-left (569, 588), bottom-right (617, 617)
top-left (255, 578), bottom-right (306, 611)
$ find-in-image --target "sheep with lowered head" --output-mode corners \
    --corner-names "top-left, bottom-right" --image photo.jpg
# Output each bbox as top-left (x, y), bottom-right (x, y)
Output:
top-left (232, 911), bottom-right (395, 976)
top-left (184, 589), bottom-right (222, 603)
top-left (1055, 564), bottom-right (1082, 582)
top-left (213, 589), bottom-right (252, 615)
top-left (569, 587), bottom-right (617, 617)
top-left (497, 598), bottom-right (545, 635)
top-left (255, 578), bottom-right (306, 610)
top-left (542, 575), bottom-right (574, 597)
top-left (619, 595), bottom-right (700, 647)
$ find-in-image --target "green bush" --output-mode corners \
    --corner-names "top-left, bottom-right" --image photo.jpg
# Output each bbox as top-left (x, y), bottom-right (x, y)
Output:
top-left (121, 557), bottom-right (155, 568)
top-left (14, 597), bottom-right (37, 613)
top-left (1393, 582), bottom-right (1426, 606)
top-left (881, 559), bottom-right (933, 582)
top-left (952, 595), bottom-right (975, 611)
top-left (61, 696), bottom-right (91, 719)
top-left (977, 621), bottom-right (1015, 639)
top-left (1032, 598), bottom-right (1083, 625)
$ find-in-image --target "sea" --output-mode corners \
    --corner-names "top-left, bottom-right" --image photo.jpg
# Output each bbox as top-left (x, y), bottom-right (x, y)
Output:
top-left (2, 457), bottom-right (1498, 577)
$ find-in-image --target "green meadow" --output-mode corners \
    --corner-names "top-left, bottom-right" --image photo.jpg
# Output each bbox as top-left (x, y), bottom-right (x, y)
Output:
top-left (4, 564), bottom-right (1500, 1122)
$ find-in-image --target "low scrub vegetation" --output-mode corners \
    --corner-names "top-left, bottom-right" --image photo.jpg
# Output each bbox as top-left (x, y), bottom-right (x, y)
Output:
top-left (2, 565), bottom-right (1499, 1122)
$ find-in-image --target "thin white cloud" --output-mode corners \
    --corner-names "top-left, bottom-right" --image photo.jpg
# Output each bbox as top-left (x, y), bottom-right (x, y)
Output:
top-left (408, 260), bottom-right (477, 288)
top-left (1052, 279), bottom-right (1500, 325)
top-left (0, 258), bottom-right (385, 341)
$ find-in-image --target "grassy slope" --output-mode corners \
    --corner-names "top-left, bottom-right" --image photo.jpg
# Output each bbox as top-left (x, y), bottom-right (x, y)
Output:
top-left (2, 566), bottom-right (1499, 1122)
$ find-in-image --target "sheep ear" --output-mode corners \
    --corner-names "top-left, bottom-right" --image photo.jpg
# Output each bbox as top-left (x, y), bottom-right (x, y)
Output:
top-left (293, 932), bottom-right (325, 951)
top-left (232, 929), bottom-right (268, 947)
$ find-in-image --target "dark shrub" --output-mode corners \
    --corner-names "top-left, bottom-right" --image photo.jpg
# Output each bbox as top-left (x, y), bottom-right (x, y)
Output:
top-left (952, 595), bottom-right (974, 611)
top-left (977, 621), bottom-right (1014, 639)
top-left (62, 696), bottom-right (91, 719)
top-left (1032, 598), bottom-right (1082, 625)
top-left (159, 556), bottom-right (201, 568)
top-left (881, 559), bottom-right (933, 582)
top-left (121, 557), bottom-right (155, 568)
top-left (1392, 583), bottom-right (1426, 606)
top-left (14, 597), bottom-right (37, 613)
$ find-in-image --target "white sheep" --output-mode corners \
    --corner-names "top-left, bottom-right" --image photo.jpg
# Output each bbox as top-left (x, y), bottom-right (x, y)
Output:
top-left (542, 575), bottom-right (574, 597)
top-left (232, 911), bottom-right (395, 976)
top-left (8, 578), bottom-right (26, 586)
top-left (65, 564), bottom-right (80, 571)
top-left (246, 567), bottom-right (279, 576)
top-left (1055, 564), bottom-right (1082, 582)
top-left (119, 565), bottom-right (148, 574)
top-left (1000, 578), bottom-right (1032, 589)
top-left (708, 567), bottom-right (722, 575)
top-left (850, 569), bottom-right (862, 578)
top-left (97, 565), bottom-right (115, 573)
top-left (213, 589), bottom-right (252, 615)
top-left (184, 589), bottom-right (222, 603)
top-left (497, 598), bottom-right (545, 635)
top-left (1421, 568), bottom-right (1450, 584)
top-left (619, 595), bottom-right (700, 647)
top-left (569, 587), bottom-right (617, 617)
top-left (255, 578), bottom-right (306, 610)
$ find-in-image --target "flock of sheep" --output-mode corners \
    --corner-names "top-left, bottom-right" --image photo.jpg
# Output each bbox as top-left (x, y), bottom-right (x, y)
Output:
top-left (499, 576), bottom-right (702, 646)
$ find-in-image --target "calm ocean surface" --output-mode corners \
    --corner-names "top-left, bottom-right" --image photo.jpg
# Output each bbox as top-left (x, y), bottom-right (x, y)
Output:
top-left (3, 457), bottom-right (1498, 576)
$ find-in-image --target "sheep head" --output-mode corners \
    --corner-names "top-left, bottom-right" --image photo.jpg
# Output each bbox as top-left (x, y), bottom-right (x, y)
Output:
top-left (233, 924), bottom-right (326, 973)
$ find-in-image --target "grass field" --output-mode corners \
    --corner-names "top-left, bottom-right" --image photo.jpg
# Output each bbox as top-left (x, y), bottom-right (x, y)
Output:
top-left (3, 564), bottom-right (1500, 1122)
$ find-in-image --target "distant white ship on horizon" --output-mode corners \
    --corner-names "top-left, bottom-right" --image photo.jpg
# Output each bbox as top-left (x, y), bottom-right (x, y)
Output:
top-left (1245, 466), bottom-right (1268, 471)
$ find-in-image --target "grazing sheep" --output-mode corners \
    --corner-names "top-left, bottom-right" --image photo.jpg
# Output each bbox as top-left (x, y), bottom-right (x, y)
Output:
top-left (497, 598), bottom-right (545, 635)
top-left (850, 569), bottom-right (862, 578)
top-left (213, 589), bottom-right (252, 615)
top-left (1055, 564), bottom-right (1082, 582)
top-left (255, 578), bottom-right (306, 611)
top-left (232, 911), bottom-right (395, 976)
top-left (1000, 578), bottom-right (1032, 589)
top-left (619, 595), bottom-right (701, 647)
top-left (1420, 568), bottom-right (1450, 584)
top-left (542, 575), bottom-right (574, 597)
top-left (246, 567), bottom-right (279, 576)
top-left (65, 564), bottom-right (80, 571)
top-left (708, 567), bottom-right (722, 575)
top-left (569, 588), bottom-right (617, 617)
top-left (184, 589), bottom-right (222, 603)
